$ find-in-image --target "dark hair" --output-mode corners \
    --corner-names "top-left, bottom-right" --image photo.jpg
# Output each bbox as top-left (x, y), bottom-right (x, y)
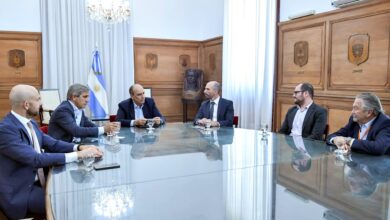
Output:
top-left (67, 84), bottom-right (89, 100)
top-left (300, 83), bottom-right (314, 98)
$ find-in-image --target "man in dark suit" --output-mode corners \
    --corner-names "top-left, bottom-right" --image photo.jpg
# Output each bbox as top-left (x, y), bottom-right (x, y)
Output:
top-left (0, 84), bottom-right (102, 219)
top-left (279, 83), bottom-right (327, 140)
top-left (49, 84), bottom-right (117, 142)
top-left (194, 81), bottom-right (234, 127)
top-left (327, 92), bottom-right (390, 155)
top-left (116, 84), bottom-right (165, 127)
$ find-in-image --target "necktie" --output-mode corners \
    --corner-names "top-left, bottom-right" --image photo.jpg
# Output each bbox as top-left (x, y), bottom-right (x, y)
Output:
top-left (27, 121), bottom-right (46, 188)
top-left (209, 101), bottom-right (215, 120)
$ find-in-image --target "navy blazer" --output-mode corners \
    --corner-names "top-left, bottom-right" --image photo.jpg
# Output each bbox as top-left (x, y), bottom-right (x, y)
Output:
top-left (194, 98), bottom-right (234, 127)
top-left (49, 101), bottom-right (98, 142)
top-left (326, 113), bottom-right (390, 155)
top-left (116, 98), bottom-right (165, 127)
top-left (0, 113), bottom-right (74, 219)
top-left (279, 103), bottom-right (328, 140)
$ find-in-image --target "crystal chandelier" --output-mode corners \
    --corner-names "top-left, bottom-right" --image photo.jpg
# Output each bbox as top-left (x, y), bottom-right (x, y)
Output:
top-left (86, 0), bottom-right (131, 25)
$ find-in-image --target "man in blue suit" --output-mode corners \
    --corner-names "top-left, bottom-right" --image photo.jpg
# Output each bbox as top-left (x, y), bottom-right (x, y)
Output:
top-left (0, 84), bottom-right (102, 219)
top-left (194, 81), bottom-right (234, 127)
top-left (49, 84), bottom-right (118, 142)
top-left (116, 84), bottom-right (165, 127)
top-left (327, 92), bottom-right (390, 155)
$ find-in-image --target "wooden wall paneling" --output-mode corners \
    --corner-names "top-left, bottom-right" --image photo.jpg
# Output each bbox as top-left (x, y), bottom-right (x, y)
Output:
top-left (0, 31), bottom-right (42, 118)
top-left (200, 37), bottom-right (223, 85)
top-left (278, 23), bottom-right (326, 91)
top-left (133, 37), bottom-right (223, 122)
top-left (329, 12), bottom-right (390, 91)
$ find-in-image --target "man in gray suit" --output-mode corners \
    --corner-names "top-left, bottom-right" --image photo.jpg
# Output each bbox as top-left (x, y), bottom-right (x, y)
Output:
top-left (279, 82), bottom-right (327, 140)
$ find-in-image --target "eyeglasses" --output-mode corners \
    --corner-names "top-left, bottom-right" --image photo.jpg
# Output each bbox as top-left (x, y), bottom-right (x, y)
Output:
top-left (293, 90), bottom-right (304, 94)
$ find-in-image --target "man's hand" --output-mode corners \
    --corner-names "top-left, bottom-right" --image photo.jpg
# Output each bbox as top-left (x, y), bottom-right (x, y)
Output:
top-left (103, 122), bottom-right (117, 134)
top-left (135, 118), bottom-right (147, 126)
top-left (77, 145), bottom-right (103, 159)
top-left (153, 117), bottom-right (162, 125)
top-left (333, 136), bottom-right (347, 148)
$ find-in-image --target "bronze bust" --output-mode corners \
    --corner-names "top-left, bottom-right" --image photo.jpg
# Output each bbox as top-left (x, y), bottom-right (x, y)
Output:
top-left (182, 69), bottom-right (203, 100)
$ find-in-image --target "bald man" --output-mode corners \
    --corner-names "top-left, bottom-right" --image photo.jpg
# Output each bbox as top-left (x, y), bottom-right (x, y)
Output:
top-left (116, 84), bottom-right (165, 127)
top-left (0, 84), bottom-right (102, 219)
top-left (194, 81), bottom-right (234, 127)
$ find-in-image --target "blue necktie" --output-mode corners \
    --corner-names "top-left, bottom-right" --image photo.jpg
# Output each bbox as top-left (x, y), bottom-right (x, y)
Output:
top-left (209, 101), bottom-right (215, 120)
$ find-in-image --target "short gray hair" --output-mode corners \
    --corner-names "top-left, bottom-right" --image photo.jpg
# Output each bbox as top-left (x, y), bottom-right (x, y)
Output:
top-left (67, 84), bottom-right (89, 100)
top-left (356, 92), bottom-right (384, 115)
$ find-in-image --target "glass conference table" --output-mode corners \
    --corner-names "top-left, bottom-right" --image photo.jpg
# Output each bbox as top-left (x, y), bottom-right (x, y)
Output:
top-left (46, 123), bottom-right (390, 220)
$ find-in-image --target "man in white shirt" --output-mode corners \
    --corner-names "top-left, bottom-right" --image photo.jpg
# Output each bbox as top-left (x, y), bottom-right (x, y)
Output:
top-left (279, 83), bottom-right (328, 140)
top-left (194, 81), bottom-right (234, 127)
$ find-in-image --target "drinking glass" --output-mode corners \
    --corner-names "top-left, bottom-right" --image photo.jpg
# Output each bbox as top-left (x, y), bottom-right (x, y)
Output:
top-left (146, 119), bottom-right (155, 130)
top-left (83, 154), bottom-right (95, 171)
top-left (113, 122), bottom-right (121, 135)
top-left (205, 119), bottom-right (212, 130)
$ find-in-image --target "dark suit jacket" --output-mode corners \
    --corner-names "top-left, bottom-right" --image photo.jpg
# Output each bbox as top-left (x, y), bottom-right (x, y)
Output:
top-left (116, 98), bottom-right (165, 127)
top-left (326, 113), bottom-right (390, 155)
top-left (194, 98), bottom-right (234, 127)
top-left (49, 101), bottom-right (98, 142)
top-left (279, 103), bottom-right (327, 140)
top-left (0, 113), bottom-right (74, 219)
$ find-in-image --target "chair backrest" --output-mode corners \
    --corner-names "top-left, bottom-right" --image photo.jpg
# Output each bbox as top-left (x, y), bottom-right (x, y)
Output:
top-left (144, 88), bottom-right (152, 98)
top-left (39, 89), bottom-right (61, 125)
top-left (40, 125), bottom-right (49, 134)
top-left (109, 114), bottom-right (117, 122)
top-left (233, 116), bottom-right (239, 128)
top-left (323, 124), bottom-right (329, 140)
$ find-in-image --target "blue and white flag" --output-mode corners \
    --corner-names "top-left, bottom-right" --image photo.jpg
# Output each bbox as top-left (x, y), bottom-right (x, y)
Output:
top-left (87, 50), bottom-right (108, 118)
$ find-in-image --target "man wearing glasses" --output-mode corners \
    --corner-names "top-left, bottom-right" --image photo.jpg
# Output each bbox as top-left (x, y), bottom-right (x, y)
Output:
top-left (279, 83), bottom-right (327, 140)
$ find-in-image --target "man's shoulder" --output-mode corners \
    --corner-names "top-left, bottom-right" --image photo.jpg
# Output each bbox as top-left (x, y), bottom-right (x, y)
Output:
top-left (119, 98), bottom-right (132, 106)
top-left (220, 97), bottom-right (233, 105)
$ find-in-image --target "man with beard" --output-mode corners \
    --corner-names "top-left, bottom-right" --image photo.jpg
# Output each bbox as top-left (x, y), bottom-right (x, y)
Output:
top-left (279, 83), bottom-right (327, 140)
top-left (194, 81), bottom-right (234, 127)
top-left (0, 84), bottom-right (103, 219)
top-left (327, 92), bottom-right (390, 155)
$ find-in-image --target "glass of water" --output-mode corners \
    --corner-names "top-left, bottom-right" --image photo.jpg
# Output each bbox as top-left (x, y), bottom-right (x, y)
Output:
top-left (82, 154), bottom-right (95, 171)
top-left (205, 119), bottom-right (212, 130)
top-left (146, 119), bottom-right (155, 130)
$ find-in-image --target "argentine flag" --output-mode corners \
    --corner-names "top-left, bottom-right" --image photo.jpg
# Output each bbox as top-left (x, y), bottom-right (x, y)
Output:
top-left (87, 50), bottom-right (108, 118)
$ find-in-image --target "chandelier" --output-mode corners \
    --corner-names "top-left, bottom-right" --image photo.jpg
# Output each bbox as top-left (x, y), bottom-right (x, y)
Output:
top-left (86, 0), bottom-right (131, 25)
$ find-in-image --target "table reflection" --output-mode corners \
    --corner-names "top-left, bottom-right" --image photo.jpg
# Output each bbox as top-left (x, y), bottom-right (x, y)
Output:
top-left (48, 124), bottom-right (390, 220)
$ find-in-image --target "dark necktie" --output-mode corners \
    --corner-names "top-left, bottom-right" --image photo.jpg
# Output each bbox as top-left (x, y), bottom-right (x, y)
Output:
top-left (27, 121), bottom-right (46, 188)
top-left (209, 101), bottom-right (215, 120)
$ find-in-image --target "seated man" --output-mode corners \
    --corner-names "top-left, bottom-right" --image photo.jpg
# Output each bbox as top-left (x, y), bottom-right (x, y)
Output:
top-left (327, 92), bottom-right (390, 155)
top-left (49, 84), bottom-right (117, 142)
top-left (279, 83), bottom-right (327, 140)
top-left (0, 84), bottom-right (102, 219)
top-left (116, 84), bottom-right (165, 127)
top-left (194, 81), bottom-right (234, 127)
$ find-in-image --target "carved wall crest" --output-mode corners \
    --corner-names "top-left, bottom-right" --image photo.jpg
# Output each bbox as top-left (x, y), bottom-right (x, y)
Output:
top-left (348, 34), bottom-right (369, 66)
top-left (179, 54), bottom-right (190, 68)
top-left (8, 49), bottom-right (25, 68)
top-left (294, 41), bottom-right (308, 67)
top-left (145, 53), bottom-right (158, 70)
